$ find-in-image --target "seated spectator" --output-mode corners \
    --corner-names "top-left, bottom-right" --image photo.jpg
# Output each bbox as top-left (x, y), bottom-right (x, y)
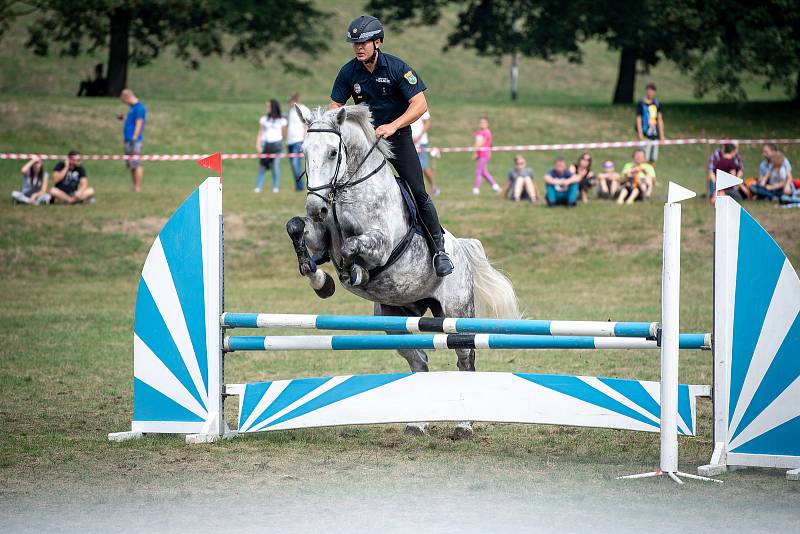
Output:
top-left (11, 156), bottom-right (51, 205)
top-left (751, 153), bottom-right (789, 202)
top-left (781, 176), bottom-right (800, 207)
top-left (751, 143), bottom-right (793, 202)
top-left (569, 152), bottom-right (595, 203)
top-left (707, 143), bottom-right (743, 203)
top-left (544, 157), bottom-right (580, 207)
top-left (597, 161), bottom-right (620, 199)
top-left (503, 155), bottom-right (538, 203)
top-left (709, 143), bottom-right (746, 203)
top-left (50, 151), bottom-right (95, 204)
top-left (618, 148), bottom-right (656, 205)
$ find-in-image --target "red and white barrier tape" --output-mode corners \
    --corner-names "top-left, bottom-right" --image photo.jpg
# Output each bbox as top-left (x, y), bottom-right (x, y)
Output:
top-left (2, 138), bottom-right (798, 161)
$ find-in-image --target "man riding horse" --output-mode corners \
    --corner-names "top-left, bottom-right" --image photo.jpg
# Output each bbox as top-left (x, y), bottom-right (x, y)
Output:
top-left (330, 15), bottom-right (454, 278)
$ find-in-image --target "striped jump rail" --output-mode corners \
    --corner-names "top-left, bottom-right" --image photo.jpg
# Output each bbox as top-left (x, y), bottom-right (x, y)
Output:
top-left (221, 313), bottom-right (663, 338)
top-left (223, 333), bottom-right (712, 352)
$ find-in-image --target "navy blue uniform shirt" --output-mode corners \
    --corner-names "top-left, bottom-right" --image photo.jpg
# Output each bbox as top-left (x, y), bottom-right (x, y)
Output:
top-left (331, 51), bottom-right (426, 127)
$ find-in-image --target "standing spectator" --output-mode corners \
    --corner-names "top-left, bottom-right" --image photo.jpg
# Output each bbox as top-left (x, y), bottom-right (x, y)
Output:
top-left (618, 148), bottom-right (656, 204)
top-left (597, 160), bottom-right (620, 199)
top-left (544, 157), bottom-right (579, 207)
top-left (410, 110), bottom-right (439, 196)
top-left (708, 143), bottom-right (745, 203)
top-left (707, 143), bottom-right (744, 203)
top-left (751, 152), bottom-right (790, 202)
top-left (286, 93), bottom-right (310, 191)
top-left (11, 156), bottom-right (51, 205)
top-left (119, 89), bottom-right (146, 192)
top-left (504, 154), bottom-right (538, 202)
top-left (569, 152), bottom-right (594, 203)
top-left (255, 99), bottom-right (287, 193)
top-left (49, 151), bottom-right (95, 204)
top-left (472, 116), bottom-right (499, 194)
top-left (635, 82), bottom-right (664, 165)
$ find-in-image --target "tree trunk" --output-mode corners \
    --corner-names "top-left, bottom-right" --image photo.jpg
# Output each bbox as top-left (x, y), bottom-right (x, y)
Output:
top-left (106, 9), bottom-right (131, 97)
top-left (794, 70), bottom-right (800, 105)
top-left (613, 46), bottom-right (638, 104)
top-left (510, 49), bottom-right (518, 101)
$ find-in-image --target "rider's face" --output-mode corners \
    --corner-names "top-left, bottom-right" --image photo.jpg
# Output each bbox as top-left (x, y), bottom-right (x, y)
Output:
top-left (352, 40), bottom-right (377, 62)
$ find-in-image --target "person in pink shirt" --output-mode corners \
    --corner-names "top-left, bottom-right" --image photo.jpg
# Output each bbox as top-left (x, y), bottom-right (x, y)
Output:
top-left (472, 116), bottom-right (500, 194)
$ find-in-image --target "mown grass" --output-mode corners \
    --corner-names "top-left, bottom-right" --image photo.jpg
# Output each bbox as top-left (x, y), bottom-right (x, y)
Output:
top-left (1, 1), bottom-right (799, 523)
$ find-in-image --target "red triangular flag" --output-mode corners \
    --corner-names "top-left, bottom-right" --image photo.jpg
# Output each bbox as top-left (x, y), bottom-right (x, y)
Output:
top-left (197, 152), bottom-right (222, 179)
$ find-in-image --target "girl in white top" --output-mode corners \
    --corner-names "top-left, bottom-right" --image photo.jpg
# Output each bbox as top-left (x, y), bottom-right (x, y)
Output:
top-left (410, 110), bottom-right (439, 195)
top-left (255, 99), bottom-right (288, 193)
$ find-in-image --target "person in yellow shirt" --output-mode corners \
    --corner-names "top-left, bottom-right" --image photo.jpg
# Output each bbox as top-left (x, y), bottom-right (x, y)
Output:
top-left (618, 148), bottom-right (656, 205)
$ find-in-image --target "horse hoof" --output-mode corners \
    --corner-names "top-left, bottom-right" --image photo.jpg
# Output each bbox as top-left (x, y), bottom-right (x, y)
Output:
top-left (349, 264), bottom-right (369, 286)
top-left (404, 423), bottom-right (428, 436)
top-left (452, 422), bottom-right (473, 440)
top-left (313, 272), bottom-right (336, 299)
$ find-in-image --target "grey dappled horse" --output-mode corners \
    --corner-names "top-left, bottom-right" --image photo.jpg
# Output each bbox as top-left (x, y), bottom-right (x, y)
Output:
top-left (286, 105), bottom-right (519, 437)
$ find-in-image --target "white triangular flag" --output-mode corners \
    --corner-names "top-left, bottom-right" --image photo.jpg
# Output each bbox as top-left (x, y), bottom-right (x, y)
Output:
top-left (715, 169), bottom-right (743, 192)
top-left (668, 181), bottom-right (696, 204)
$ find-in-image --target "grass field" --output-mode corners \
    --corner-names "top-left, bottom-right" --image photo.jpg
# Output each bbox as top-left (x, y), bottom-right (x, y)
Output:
top-left (1, 2), bottom-right (800, 531)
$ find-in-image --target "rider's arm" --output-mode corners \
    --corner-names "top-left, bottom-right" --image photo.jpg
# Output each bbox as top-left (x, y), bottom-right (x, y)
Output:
top-left (391, 92), bottom-right (427, 130)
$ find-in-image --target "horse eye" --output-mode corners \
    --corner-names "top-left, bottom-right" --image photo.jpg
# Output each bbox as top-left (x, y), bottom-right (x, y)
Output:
top-left (328, 148), bottom-right (338, 159)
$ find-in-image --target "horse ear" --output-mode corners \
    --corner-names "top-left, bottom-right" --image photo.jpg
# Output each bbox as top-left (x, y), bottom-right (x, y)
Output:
top-left (296, 104), bottom-right (311, 125)
top-left (335, 107), bottom-right (347, 126)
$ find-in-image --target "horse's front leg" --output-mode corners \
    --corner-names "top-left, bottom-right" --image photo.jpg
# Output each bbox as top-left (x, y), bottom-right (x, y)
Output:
top-left (286, 216), bottom-right (336, 298)
top-left (340, 230), bottom-right (392, 286)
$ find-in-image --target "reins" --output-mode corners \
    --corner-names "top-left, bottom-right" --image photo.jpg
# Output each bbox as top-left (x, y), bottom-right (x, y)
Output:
top-left (302, 124), bottom-right (416, 283)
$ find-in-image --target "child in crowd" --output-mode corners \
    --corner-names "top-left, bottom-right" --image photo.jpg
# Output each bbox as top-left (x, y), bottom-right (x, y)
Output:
top-left (570, 152), bottom-right (594, 203)
top-left (708, 143), bottom-right (745, 203)
top-left (50, 151), bottom-right (95, 204)
top-left (618, 148), bottom-right (656, 205)
top-left (544, 157), bottom-right (580, 207)
top-left (597, 161), bottom-right (620, 199)
top-left (751, 151), bottom-right (790, 202)
top-left (504, 155), bottom-right (538, 202)
top-left (11, 156), bottom-right (51, 205)
top-left (472, 116), bottom-right (499, 194)
top-left (255, 99), bottom-right (287, 193)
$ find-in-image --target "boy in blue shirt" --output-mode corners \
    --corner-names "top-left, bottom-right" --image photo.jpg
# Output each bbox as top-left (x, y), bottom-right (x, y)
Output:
top-left (544, 157), bottom-right (580, 207)
top-left (120, 89), bottom-right (146, 192)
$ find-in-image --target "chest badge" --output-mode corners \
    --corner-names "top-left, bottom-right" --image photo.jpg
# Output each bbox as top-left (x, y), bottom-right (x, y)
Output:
top-left (403, 70), bottom-right (417, 85)
top-left (353, 83), bottom-right (361, 94)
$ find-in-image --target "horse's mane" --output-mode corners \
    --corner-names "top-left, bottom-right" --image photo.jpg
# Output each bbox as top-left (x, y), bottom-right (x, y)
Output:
top-left (308, 105), bottom-right (394, 164)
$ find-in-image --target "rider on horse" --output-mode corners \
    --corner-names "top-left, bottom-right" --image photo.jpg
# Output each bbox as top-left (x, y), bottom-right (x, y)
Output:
top-left (330, 15), bottom-right (454, 278)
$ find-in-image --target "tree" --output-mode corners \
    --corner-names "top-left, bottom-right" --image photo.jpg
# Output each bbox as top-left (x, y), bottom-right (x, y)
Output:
top-left (674, 0), bottom-right (800, 102)
top-left (13, 0), bottom-right (329, 96)
top-left (367, 0), bottom-right (709, 104)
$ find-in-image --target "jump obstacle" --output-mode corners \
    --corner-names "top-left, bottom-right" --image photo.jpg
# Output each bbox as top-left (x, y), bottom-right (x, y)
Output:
top-left (110, 171), bottom-right (799, 482)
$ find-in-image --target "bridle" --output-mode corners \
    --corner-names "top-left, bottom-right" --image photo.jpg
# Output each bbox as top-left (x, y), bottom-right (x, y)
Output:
top-left (304, 126), bottom-right (385, 206)
top-left (301, 124), bottom-right (417, 283)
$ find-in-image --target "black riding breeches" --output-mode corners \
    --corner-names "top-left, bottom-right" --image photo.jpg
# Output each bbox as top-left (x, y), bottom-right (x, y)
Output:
top-left (388, 126), bottom-right (444, 244)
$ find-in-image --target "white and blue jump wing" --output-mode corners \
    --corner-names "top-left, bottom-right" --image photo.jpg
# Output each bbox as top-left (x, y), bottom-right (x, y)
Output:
top-left (132, 178), bottom-right (223, 434)
top-left (715, 196), bottom-right (800, 468)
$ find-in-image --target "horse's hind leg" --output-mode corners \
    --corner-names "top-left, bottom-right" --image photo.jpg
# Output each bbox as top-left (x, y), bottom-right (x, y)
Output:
top-left (373, 303), bottom-right (429, 372)
top-left (374, 302), bottom-right (430, 436)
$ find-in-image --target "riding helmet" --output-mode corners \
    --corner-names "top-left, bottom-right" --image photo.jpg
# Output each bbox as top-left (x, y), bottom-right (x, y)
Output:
top-left (346, 15), bottom-right (384, 43)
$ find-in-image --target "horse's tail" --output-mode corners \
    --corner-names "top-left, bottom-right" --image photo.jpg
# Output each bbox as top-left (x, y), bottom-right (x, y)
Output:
top-left (458, 238), bottom-right (520, 319)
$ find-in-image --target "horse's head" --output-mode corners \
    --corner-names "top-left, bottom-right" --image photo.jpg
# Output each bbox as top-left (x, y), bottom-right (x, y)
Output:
top-left (302, 106), bottom-right (348, 222)
top-left (301, 105), bottom-right (391, 222)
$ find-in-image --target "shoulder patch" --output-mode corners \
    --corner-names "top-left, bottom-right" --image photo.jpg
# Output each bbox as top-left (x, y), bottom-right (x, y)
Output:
top-left (403, 70), bottom-right (418, 85)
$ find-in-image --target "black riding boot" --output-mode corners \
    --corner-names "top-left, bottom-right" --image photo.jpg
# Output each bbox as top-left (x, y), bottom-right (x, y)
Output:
top-left (417, 197), bottom-right (454, 277)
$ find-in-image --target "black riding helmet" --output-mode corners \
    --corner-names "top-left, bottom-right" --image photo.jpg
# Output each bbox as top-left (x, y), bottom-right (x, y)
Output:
top-left (346, 15), bottom-right (384, 43)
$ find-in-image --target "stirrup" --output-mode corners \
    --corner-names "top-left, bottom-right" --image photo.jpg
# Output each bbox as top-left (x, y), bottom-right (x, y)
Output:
top-left (432, 250), bottom-right (454, 277)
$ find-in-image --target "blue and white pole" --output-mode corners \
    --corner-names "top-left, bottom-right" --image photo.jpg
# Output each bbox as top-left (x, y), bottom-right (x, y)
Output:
top-left (222, 313), bottom-right (661, 338)
top-left (223, 333), bottom-right (711, 352)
